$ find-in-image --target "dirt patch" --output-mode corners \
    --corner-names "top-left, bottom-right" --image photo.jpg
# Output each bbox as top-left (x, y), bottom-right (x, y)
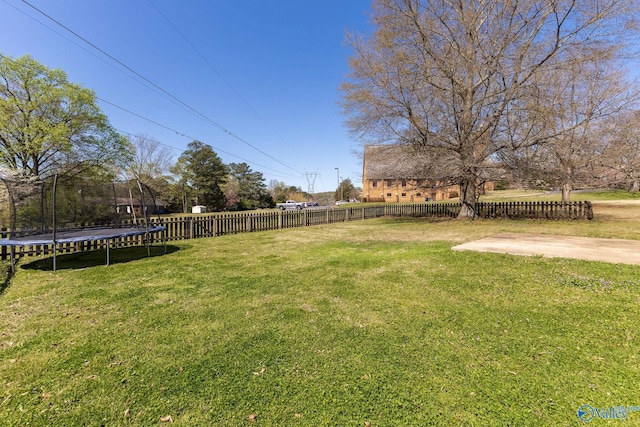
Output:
top-left (452, 233), bottom-right (640, 265)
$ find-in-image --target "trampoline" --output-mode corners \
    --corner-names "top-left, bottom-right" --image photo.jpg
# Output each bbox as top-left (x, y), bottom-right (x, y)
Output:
top-left (0, 225), bottom-right (166, 271)
top-left (0, 171), bottom-right (168, 271)
top-left (0, 226), bottom-right (165, 246)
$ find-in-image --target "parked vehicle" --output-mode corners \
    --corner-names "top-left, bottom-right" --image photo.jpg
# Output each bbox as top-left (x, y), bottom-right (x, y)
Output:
top-left (276, 200), bottom-right (306, 210)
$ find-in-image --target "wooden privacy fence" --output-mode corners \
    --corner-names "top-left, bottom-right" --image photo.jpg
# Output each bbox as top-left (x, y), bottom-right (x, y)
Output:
top-left (1, 201), bottom-right (592, 261)
top-left (475, 201), bottom-right (593, 220)
top-left (158, 206), bottom-right (387, 240)
top-left (371, 200), bottom-right (593, 220)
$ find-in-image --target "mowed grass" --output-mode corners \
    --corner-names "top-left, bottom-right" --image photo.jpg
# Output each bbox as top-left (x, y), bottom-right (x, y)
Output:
top-left (1, 202), bottom-right (640, 426)
top-left (479, 188), bottom-right (640, 203)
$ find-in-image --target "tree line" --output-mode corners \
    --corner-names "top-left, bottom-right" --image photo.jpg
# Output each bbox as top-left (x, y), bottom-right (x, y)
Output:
top-left (0, 54), bottom-right (310, 214)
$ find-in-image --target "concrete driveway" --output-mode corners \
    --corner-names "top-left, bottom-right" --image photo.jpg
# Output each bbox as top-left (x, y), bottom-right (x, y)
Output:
top-left (452, 233), bottom-right (640, 265)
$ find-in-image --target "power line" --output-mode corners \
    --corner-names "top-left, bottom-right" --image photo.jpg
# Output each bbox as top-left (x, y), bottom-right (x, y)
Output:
top-left (0, 51), bottom-right (299, 179)
top-left (146, 0), bottom-right (305, 161)
top-left (114, 127), bottom-right (299, 179)
top-left (19, 0), bottom-right (305, 176)
top-left (98, 98), bottom-right (299, 177)
top-left (0, 0), bottom-right (203, 118)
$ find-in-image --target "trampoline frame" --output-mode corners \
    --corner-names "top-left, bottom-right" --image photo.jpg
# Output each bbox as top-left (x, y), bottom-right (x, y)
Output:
top-left (0, 173), bottom-right (167, 271)
top-left (0, 225), bottom-right (166, 270)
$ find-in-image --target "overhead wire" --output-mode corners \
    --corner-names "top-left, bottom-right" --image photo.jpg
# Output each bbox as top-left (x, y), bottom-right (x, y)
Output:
top-left (114, 127), bottom-right (300, 179)
top-left (0, 0), bottom-right (191, 114)
top-left (96, 98), bottom-right (300, 177)
top-left (19, 0), bottom-right (305, 176)
top-left (146, 0), bottom-right (305, 161)
top-left (0, 50), bottom-right (299, 178)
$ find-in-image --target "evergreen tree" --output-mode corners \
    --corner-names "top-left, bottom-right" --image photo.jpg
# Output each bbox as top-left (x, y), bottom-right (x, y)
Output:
top-left (227, 162), bottom-right (274, 210)
top-left (175, 141), bottom-right (227, 211)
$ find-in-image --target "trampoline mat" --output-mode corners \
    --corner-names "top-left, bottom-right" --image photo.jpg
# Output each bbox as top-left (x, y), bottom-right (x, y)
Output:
top-left (0, 226), bottom-right (166, 246)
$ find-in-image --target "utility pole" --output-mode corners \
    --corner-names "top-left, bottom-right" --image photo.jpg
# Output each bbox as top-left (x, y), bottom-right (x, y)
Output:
top-left (303, 171), bottom-right (319, 201)
top-left (334, 168), bottom-right (339, 201)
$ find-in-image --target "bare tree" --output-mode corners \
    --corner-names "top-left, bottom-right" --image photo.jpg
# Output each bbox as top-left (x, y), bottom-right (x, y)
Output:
top-left (121, 134), bottom-right (175, 211)
top-left (508, 54), bottom-right (636, 201)
top-left (599, 111), bottom-right (640, 192)
top-left (123, 134), bottom-right (173, 182)
top-left (342, 0), bottom-right (637, 217)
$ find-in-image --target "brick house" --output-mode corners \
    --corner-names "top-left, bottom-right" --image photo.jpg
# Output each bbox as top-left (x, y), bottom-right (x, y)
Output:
top-left (361, 144), bottom-right (462, 203)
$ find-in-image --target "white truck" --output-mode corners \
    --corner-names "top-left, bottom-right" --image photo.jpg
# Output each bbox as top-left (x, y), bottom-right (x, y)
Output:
top-left (276, 200), bottom-right (306, 210)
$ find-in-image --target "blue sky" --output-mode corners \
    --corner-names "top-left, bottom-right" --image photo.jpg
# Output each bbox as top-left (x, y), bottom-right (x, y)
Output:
top-left (1, 0), bottom-right (374, 193)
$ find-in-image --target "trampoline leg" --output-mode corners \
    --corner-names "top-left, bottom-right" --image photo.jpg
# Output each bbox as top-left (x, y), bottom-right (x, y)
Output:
top-left (146, 233), bottom-right (151, 257)
top-left (163, 230), bottom-right (167, 254)
top-left (10, 247), bottom-right (15, 274)
top-left (53, 243), bottom-right (57, 272)
top-left (106, 239), bottom-right (110, 266)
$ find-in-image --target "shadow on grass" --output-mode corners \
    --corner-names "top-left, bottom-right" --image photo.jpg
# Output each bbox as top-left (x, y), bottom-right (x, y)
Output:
top-left (0, 261), bottom-right (14, 295)
top-left (19, 245), bottom-right (181, 272)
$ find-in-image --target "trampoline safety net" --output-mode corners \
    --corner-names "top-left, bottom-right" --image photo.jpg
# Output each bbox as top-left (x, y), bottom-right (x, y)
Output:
top-left (2, 173), bottom-right (162, 233)
top-left (0, 170), bottom-right (166, 270)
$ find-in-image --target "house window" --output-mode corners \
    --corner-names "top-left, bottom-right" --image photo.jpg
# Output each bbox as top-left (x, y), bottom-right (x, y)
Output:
top-left (402, 180), bottom-right (407, 187)
top-left (372, 180), bottom-right (378, 188)
top-left (386, 193), bottom-right (392, 197)
top-left (401, 193), bottom-right (406, 197)
top-left (386, 180), bottom-right (392, 187)
top-left (416, 192), bottom-right (422, 197)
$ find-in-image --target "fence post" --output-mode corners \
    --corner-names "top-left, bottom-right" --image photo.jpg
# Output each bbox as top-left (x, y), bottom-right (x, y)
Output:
top-left (1, 226), bottom-right (6, 261)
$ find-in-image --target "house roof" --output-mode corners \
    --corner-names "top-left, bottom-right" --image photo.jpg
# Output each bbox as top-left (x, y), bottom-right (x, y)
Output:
top-left (364, 144), bottom-right (435, 180)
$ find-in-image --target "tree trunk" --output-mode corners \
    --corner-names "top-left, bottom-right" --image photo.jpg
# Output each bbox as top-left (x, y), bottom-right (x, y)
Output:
top-left (182, 188), bottom-right (188, 213)
top-left (457, 176), bottom-right (477, 219)
top-left (561, 183), bottom-right (572, 203)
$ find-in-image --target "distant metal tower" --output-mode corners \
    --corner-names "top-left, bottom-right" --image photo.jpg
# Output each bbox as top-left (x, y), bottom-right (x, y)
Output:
top-left (303, 171), bottom-right (320, 199)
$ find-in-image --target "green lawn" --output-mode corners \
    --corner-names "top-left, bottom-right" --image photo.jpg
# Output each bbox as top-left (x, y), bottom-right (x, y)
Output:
top-left (1, 202), bottom-right (639, 425)
top-left (479, 189), bottom-right (640, 202)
